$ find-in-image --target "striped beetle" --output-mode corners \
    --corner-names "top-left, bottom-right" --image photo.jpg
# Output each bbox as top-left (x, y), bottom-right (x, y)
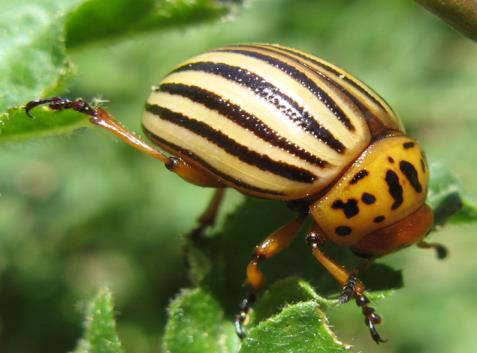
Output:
top-left (26, 43), bottom-right (445, 343)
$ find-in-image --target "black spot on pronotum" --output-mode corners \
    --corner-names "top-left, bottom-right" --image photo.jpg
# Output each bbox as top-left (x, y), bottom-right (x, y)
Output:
top-left (361, 192), bottom-right (376, 205)
top-left (373, 215), bottom-right (385, 223)
top-left (388, 157), bottom-right (394, 164)
top-left (335, 226), bottom-right (352, 236)
top-left (332, 199), bottom-right (359, 218)
top-left (400, 160), bottom-right (423, 193)
top-left (403, 141), bottom-right (415, 149)
top-left (350, 169), bottom-right (369, 185)
top-left (385, 170), bottom-right (403, 209)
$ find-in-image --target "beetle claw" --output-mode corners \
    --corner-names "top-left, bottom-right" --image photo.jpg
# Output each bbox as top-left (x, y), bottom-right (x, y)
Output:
top-left (24, 97), bottom-right (97, 118)
top-left (367, 318), bottom-right (387, 344)
top-left (235, 292), bottom-right (256, 339)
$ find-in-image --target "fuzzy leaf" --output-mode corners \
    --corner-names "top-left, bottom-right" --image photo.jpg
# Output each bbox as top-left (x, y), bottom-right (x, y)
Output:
top-left (163, 288), bottom-right (239, 353)
top-left (0, 1), bottom-right (81, 128)
top-left (239, 302), bottom-right (351, 353)
top-left (427, 162), bottom-right (477, 226)
top-left (65, 0), bottom-right (235, 48)
top-left (0, 0), bottom-right (236, 143)
top-left (0, 106), bottom-right (90, 143)
top-left (73, 288), bottom-right (124, 353)
top-left (163, 284), bottom-right (350, 353)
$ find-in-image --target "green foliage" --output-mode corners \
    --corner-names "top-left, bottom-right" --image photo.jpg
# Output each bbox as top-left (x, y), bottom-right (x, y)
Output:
top-left (162, 279), bottom-right (352, 353)
top-left (0, 0), bottom-right (235, 143)
top-left (1, 107), bottom-right (89, 143)
top-left (74, 288), bottom-right (124, 353)
top-left (163, 288), bottom-right (239, 353)
top-left (0, 0), bottom-right (79, 119)
top-left (65, 0), bottom-right (234, 48)
top-left (1, 1), bottom-right (477, 353)
top-left (428, 162), bottom-right (477, 225)
top-left (240, 302), bottom-right (350, 353)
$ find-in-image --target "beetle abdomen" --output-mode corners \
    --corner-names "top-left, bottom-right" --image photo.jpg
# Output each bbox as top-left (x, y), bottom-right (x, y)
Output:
top-left (142, 44), bottom-right (404, 199)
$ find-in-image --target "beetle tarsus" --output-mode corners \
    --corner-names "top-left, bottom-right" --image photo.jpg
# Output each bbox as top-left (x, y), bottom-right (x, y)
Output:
top-left (235, 292), bottom-right (256, 339)
top-left (338, 271), bottom-right (359, 304)
top-left (25, 97), bottom-right (97, 118)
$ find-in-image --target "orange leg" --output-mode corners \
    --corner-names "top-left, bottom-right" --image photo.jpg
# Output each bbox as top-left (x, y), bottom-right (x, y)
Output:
top-left (235, 213), bottom-right (308, 338)
top-left (25, 97), bottom-right (223, 187)
top-left (417, 240), bottom-right (448, 259)
top-left (305, 224), bottom-right (385, 344)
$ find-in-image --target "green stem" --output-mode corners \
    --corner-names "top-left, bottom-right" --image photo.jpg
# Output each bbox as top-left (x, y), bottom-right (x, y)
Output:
top-left (415, 0), bottom-right (477, 41)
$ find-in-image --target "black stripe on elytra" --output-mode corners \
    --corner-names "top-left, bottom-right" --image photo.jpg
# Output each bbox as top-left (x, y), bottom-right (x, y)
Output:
top-left (172, 61), bottom-right (346, 153)
top-left (145, 104), bottom-right (317, 183)
top-left (254, 44), bottom-right (388, 133)
top-left (157, 83), bottom-right (328, 168)
top-left (215, 47), bottom-right (355, 131)
top-left (403, 141), bottom-right (415, 149)
top-left (332, 199), bottom-right (359, 218)
top-left (385, 170), bottom-right (403, 209)
top-left (269, 45), bottom-right (390, 113)
top-left (349, 169), bottom-right (369, 185)
top-left (399, 160), bottom-right (423, 193)
top-left (142, 127), bottom-right (285, 197)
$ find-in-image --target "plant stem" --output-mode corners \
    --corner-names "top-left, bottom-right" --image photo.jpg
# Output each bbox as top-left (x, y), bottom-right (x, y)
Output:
top-left (415, 0), bottom-right (477, 41)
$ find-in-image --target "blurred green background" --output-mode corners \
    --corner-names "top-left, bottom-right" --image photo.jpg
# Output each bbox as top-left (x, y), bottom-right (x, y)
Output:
top-left (1, 0), bottom-right (476, 352)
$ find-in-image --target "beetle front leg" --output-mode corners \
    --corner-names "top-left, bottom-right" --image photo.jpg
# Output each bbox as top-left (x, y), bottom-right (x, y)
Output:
top-left (235, 213), bottom-right (307, 338)
top-left (305, 225), bottom-right (386, 344)
top-left (25, 97), bottom-right (224, 187)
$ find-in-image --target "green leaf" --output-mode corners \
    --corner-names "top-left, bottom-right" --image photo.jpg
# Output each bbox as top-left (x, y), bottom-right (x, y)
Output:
top-left (252, 277), bottom-right (334, 325)
top-left (163, 288), bottom-right (239, 353)
top-left (163, 285), bottom-right (350, 353)
top-left (1, 106), bottom-right (90, 143)
top-left (427, 161), bottom-right (477, 226)
top-left (74, 288), bottom-right (124, 353)
top-left (65, 0), bottom-right (236, 48)
top-left (239, 302), bottom-right (351, 353)
top-left (0, 0), bottom-right (236, 144)
top-left (0, 1), bottom-right (81, 122)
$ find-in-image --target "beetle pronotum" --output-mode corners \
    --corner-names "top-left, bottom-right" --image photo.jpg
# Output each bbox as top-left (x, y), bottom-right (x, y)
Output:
top-left (26, 43), bottom-right (446, 343)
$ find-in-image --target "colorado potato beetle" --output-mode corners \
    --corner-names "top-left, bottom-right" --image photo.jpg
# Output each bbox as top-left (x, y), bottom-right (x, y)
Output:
top-left (26, 43), bottom-right (444, 343)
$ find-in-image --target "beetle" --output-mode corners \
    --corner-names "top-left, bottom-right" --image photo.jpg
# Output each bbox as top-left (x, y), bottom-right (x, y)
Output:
top-left (25, 43), bottom-right (446, 343)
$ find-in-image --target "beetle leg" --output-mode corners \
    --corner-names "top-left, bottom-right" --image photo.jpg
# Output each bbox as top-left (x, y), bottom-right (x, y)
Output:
top-left (338, 259), bottom-right (375, 304)
top-left (417, 240), bottom-right (448, 259)
top-left (25, 97), bottom-right (223, 187)
top-left (183, 189), bottom-right (226, 268)
top-left (305, 225), bottom-right (386, 344)
top-left (188, 188), bottom-right (226, 240)
top-left (235, 213), bottom-right (308, 339)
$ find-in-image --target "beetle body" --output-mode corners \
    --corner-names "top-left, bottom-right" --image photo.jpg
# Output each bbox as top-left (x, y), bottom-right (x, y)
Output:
top-left (142, 43), bottom-right (432, 257)
top-left (26, 43), bottom-right (437, 343)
